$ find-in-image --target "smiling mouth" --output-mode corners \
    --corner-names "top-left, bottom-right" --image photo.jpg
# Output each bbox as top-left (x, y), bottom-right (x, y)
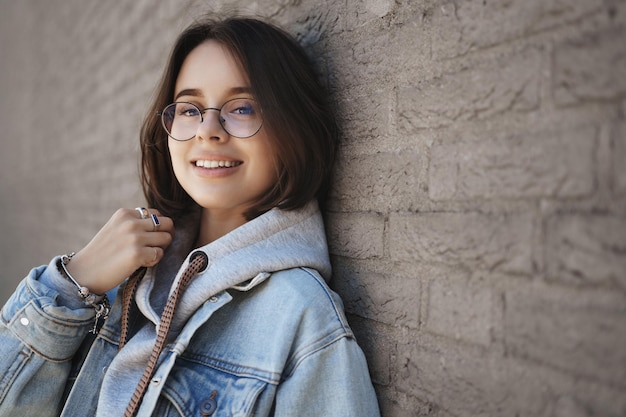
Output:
top-left (194, 160), bottom-right (243, 168)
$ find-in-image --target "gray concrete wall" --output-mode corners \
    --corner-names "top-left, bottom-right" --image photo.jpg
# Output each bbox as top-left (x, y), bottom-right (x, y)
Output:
top-left (1, 0), bottom-right (625, 416)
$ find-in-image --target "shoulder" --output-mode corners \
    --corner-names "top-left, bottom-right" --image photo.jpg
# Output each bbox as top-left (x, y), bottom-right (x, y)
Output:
top-left (259, 268), bottom-right (351, 333)
top-left (220, 267), bottom-right (354, 350)
top-left (268, 268), bottom-right (342, 305)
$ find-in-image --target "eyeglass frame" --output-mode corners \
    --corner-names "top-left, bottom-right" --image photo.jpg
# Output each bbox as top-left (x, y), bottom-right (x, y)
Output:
top-left (157, 98), bottom-right (263, 141)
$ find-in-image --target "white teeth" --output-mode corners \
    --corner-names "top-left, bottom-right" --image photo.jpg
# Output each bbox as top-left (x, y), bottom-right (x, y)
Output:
top-left (195, 160), bottom-right (241, 168)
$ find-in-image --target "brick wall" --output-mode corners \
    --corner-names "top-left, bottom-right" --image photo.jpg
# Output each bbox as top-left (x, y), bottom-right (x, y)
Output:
top-left (0, 0), bottom-right (624, 416)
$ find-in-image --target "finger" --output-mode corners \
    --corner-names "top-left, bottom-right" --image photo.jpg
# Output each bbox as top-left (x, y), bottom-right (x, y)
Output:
top-left (145, 208), bottom-right (162, 217)
top-left (132, 207), bottom-right (162, 219)
top-left (134, 207), bottom-right (150, 219)
top-left (143, 246), bottom-right (163, 267)
top-left (140, 215), bottom-right (174, 233)
top-left (141, 230), bottom-right (174, 249)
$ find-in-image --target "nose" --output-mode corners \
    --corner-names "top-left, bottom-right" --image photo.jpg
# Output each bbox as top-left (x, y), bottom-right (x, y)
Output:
top-left (196, 108), bottom-right (228, 141)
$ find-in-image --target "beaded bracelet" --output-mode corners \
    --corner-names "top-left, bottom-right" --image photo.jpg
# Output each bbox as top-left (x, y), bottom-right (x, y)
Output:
top-left (59, 252), bottom-right (111, 333)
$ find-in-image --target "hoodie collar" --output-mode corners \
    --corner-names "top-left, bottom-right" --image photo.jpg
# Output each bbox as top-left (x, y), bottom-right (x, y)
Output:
top-left (135, 201), bottom-right (331, 327)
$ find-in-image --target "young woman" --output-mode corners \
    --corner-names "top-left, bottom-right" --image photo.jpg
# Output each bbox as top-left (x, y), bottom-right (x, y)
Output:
top-left (0, 16), bottom-right (380, 417)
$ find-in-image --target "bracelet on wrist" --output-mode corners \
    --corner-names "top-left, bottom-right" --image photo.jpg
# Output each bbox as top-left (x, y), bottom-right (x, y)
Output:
top-left (59, 252), bottom-right (111, 334)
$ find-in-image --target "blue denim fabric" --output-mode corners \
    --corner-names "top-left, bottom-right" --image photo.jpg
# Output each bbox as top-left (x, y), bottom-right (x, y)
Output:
top-left (0, 265), bottom-right (380, 416)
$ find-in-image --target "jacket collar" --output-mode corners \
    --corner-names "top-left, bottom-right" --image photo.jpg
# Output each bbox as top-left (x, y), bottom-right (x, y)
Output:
top-left (135, 201), bottom-right (331, 328)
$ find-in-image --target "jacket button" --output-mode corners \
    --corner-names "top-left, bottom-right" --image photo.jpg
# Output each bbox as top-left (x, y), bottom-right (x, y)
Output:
top-left (199, 390), bottom-right (218, 416)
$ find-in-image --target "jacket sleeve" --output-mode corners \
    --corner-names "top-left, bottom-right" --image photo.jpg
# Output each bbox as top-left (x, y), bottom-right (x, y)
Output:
top-left (0, 258), bottom-right (96, 415)
top-left (273, 335), bottom-right (381, 417)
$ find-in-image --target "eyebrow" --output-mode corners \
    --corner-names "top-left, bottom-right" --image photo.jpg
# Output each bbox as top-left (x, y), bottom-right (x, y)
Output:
top-left (174, 86), bottom-right (253, 101)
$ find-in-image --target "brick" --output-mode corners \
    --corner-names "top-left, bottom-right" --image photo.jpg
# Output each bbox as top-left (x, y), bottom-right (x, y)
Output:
top-left (559, 380), bottom-right (626, 417)
top-left (278, 3), bottom-right (348, 64)
top-left (389, 212), bottom-right (533, 274)
top-left (334, 17), bottom-right (429, 90)
top-left (428, 143), bottom-right (458, 201)
top-left (398, 334), bottom-right (626, 417)
top-left (546, 214), bottom-right (626, 289)
top-left (429, 125), bottom-right (596, 200)
top-left (331, 149), bottom-right (426, 212)
top-left (336, 89), bottom-right (393, 145)
top-left (346, 315), bottom-right (394, 386)
top-left (347, 0), bottom-right (393, 26)
top-left (376, 390), bottom-right (444, 417)
top-left (504, 283), bottom-right (626, 387)
top-left (325, 212), bottom-right (385, 259)
top-left (332, 261), bottom-right (420, 329)
top-left (430, 0), bottom-right (604, 59)
top-left (554, 26), bottom-right (626, 105)
top-left (397, 336), bottom-right (549, 417)
top-left (334, 30), bottom-right (391, 91)
top-left (425, 269), bottom-right (495, 346)
top-left (388, 13), bottom-right (432, 85)
top-left (398, 47), bottom-right (541, 131)
top-left (613, 121), bottom-right (626, 196)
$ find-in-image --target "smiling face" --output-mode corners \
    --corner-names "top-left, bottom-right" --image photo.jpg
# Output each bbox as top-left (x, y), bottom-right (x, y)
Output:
top-left (168, 40), bottom-right (279, 233)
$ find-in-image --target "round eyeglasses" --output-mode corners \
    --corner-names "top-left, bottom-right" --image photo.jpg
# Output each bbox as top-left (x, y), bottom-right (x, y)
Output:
top-left (159, 98), bottom-right (263, 141)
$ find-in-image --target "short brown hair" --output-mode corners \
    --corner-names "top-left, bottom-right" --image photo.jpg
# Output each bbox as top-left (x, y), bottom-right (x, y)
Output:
top-left (140, 17), bottom-right (338, 220)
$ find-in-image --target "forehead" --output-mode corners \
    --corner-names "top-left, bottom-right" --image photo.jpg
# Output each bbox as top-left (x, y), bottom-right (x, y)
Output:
top-left (174, 40), bottom-right (249, 99)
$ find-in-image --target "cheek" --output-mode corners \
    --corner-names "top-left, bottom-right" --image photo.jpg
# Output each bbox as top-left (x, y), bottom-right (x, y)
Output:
top-left (256, 145), bottom-right (281, 186)
top-left (168, 142), bottom-right (186, 172)
top-left (254, 133), bottom-right (280, 173)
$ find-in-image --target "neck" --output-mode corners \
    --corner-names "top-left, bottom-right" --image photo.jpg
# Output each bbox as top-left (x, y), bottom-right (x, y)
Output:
top-left (196, 208), bottom-right (247, 247)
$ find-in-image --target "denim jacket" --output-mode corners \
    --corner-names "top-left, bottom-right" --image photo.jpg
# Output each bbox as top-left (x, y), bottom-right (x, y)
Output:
top-left (0, 202), bottom-right (380, 416)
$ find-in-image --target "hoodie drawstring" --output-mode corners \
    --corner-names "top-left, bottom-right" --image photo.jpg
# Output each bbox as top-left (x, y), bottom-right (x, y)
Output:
top-left (121, 252), bottom-right (208, 417)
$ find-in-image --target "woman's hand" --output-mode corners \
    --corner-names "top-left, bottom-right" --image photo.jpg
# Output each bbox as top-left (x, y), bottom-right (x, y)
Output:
top-left (64, 208), bottom-right (175, 295)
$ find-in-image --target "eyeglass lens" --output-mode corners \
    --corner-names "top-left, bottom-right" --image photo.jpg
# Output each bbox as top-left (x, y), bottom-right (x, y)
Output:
top-left (161, 99), bottom-right (262, 140)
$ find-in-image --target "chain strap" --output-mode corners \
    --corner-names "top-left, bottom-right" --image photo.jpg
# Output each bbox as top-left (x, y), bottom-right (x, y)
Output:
top-left (59, 253), bottom-right (111, 334)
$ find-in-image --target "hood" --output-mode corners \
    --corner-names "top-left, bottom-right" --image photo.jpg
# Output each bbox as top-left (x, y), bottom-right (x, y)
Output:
top-left (134, 200), bottom-right (331, 328)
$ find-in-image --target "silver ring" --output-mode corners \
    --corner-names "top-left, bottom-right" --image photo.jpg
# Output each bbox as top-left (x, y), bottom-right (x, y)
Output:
top-left (135, 207), bottom-right (149, 219)
top-left (151, 213), bottom-right (160, 232)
